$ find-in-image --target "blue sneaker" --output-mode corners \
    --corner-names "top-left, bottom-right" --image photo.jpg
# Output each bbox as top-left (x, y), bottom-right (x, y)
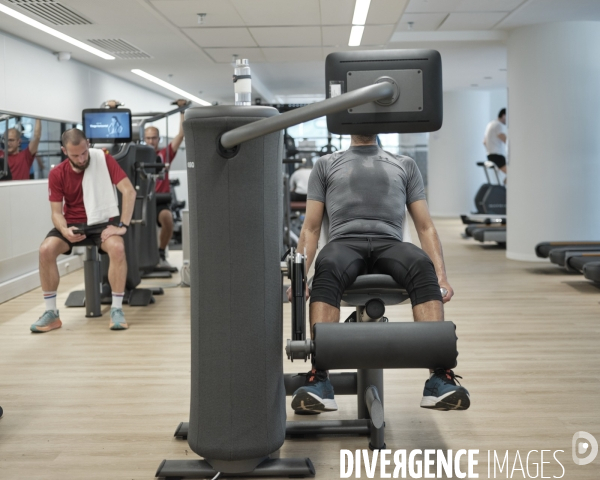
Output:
top-left (420, 369), bottom-right (470, 411)
top-left (30, 310), bottom-right (62, 333)
top-left (291, 368), bottom-right (338, 413)
top-left (110, 308), bottom-right (128, 330)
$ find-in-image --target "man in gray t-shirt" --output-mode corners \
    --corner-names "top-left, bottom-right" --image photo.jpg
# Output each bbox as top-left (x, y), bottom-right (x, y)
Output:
top-left (288, 134), bottom-right (469, 416)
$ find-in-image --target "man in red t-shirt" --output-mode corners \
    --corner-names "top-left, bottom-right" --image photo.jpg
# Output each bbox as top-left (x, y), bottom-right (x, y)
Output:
top-left (144, 103), bottom-right (185, 267)
top-left (31, 129), bottom-right (136, 333)
top-left (4, 119), bottom-right (42, 180)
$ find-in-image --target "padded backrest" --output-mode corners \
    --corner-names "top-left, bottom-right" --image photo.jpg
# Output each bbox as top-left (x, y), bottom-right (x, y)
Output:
top-left (184, 106), bottom-right (285, 464)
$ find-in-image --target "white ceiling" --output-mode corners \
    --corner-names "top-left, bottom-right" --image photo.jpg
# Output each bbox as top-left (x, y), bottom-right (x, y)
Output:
top-left (0, 0), bottom-right (598, 105)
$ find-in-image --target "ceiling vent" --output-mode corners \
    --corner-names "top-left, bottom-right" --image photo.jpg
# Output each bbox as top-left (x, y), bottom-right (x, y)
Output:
top-left (8, 0), bottom-right (91, 25)
top-left (87, 39), bottom-right (152, 60)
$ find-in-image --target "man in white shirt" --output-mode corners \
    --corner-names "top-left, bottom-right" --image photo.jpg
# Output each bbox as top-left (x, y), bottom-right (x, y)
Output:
top-left (483, 108), bottom-right (507, 174)
top-left (289, 158), bottom-right (313, 201)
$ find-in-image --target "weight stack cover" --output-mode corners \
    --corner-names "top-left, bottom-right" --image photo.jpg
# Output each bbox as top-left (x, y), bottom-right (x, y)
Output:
top-left (183, 106), bottom-right (285, 462)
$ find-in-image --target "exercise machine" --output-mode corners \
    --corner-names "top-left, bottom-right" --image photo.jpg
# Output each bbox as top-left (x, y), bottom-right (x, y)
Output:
top-left (156, 49), bottom-right (461, 479)
top-left (535, 241), bottom-right (600, 258)
top-left (461, 161), bottom-right (506, 245)
top-left (132, 102), bottom-right (191, 277)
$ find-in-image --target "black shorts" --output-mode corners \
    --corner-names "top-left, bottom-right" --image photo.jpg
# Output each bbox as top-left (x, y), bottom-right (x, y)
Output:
top-left (157, 203), bottom-right (172, 227)
top-left (311, 237), bottom-right (442, 309)
top-left (45, 222), bottom-right (113, 256)
top-left (487, 154), bottom-right (506, 169)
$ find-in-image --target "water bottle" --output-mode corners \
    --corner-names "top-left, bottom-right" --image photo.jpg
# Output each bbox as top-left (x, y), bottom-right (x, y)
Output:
top-left (234, 58), bottom-right (251, 106)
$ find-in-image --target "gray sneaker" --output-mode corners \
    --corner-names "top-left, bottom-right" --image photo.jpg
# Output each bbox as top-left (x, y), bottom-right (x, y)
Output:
top-left (31, 310), bottom-right (62, 333)
top-left (157, 258), bottom-right (173, 269)
top-left (110, 308), bottom-right (128, 330)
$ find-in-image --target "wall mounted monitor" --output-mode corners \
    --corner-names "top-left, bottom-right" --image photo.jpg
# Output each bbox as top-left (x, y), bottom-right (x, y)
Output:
top-left (325, 49), bottom-right (443, 135)
top-left (82, 108), bottom-right (132, 143)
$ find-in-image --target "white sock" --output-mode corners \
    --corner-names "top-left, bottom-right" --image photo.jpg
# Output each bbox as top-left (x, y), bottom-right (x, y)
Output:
top-left (112, 293), bottom-right (124, 309)
top-left (43, 291), bottom-right (58, 313)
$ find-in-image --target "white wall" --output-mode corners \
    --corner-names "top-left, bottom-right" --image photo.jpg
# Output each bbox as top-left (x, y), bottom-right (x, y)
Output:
top-left (506, 22), bottom-right (600, 260)
top-left (428, 90), bottom-right (492, 216)
top-left (0, 180), bottom-right (83, 303)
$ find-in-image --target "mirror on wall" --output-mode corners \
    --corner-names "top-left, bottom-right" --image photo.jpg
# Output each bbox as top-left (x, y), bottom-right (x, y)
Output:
top-left (0, 113), bottom-right (79, 181)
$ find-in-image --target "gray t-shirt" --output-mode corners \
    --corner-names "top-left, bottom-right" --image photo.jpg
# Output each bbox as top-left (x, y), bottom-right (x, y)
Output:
top-left (307, 145), bottom-right (425, 242)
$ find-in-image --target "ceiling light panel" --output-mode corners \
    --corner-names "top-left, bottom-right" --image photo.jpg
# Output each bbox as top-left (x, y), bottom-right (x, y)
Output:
top-left (396, 13), bottom-right (448, 31)
top-left (0, 3), bottom-right (114, 59)
top-left (231, 0), bottom-right (321, 26)
top-left (131, 69), bottom-right (211, 105)
top-left (249, 27), bottom-right (321, 47)
top-left (352, 0), bottom-right (371, 24)
top-left (438, 12), bottom-right (507, 30)
top-left (183, 27), bottom-right (257, 48)
top-left (203, 47), bottom-right (266, 63)
top-left (150, 0), bottom-right (245, 27)
top-left (348, 25), bottom-right (364, 46)
top-left (320, 0), bottom-right (354, 25)
top-left (406, 0), bottom-right (524, 14)
top-left (360, 24), bottom-right (395, 45)
top-left (365, 0), bottom-right (409, 24)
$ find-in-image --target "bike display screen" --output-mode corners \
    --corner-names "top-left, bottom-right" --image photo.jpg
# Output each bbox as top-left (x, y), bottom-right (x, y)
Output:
top-left (82, 108), bottom-right (132, 143)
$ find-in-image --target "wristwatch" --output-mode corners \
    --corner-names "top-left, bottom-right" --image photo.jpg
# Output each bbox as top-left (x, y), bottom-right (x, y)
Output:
top-left (118, 222), bottom-right (129, 230)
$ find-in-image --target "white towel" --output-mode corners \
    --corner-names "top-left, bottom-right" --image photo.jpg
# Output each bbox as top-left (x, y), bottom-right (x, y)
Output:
top-left (82, 148), bottom-right (120, 226)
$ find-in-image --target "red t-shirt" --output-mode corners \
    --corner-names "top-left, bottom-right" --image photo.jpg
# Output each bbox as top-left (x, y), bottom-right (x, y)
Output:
top-left (154, 144), bottom-right (176, 193)
top-left (48, 151), bottom-right (127, 224)
top-left (8, 148), bottom-right (35, 180)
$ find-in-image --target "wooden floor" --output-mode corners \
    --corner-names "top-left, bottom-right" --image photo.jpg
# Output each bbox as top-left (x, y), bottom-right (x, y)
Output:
top-left (1, 218), bottom-right (599, 479)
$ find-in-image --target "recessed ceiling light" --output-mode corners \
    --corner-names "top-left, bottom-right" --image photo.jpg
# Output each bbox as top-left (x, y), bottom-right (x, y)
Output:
top-left (131, 69), bottom-right (210, 106)
top-left (471, 84), bottom-right (479, 87)
top-left (499, 68), bottom-right (507, 71)
top-left (484, 76), bottom-right (492, 80)
top-left (349, 0), bottom-right (371, 46)
top-left (348, 26), bottom-right (365, 47)
top-left (0, 3), bottom-right (114, 59)
top-left (352, 0), bottom-right (371, 25)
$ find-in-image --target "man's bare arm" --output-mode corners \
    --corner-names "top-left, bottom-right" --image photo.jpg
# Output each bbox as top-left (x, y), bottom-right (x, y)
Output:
top-left (407, 199), bottom-right (454, 303)
top-left (115, 177), bottom-right (136, 225)
top-left (170, 112), bottom-right (185, 153)
top-left (28, 119), bottom-right (42, 156)
top-left (296, 200), bottom-right (325, 270)
top-left (50, 201), bottom-right (68, 233)
top-left (498, 132), bottom-right (507, 143)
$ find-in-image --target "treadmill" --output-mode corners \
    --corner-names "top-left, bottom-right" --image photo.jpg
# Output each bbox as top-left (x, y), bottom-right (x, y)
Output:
top-left (583, 262), bottom-right (600, 283)
top-left (548, 245), bottom-right (600, 267)
top-left (564, 252), bottom-right (600, 273)
top-left (462, 161), bottom-right (506, 245)
top-left (535, 241), bottom-right (600, 258)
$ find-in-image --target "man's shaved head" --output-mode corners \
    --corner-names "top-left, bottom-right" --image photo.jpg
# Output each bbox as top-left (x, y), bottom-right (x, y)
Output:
top-left (6, 128), bottom-right (22, 154)
top-left (7, 128), bottom-right (21, 139)
top-left (61, 128), bottom-right (87, 147)
top-left (144, 126), bottom-right (160, 150)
